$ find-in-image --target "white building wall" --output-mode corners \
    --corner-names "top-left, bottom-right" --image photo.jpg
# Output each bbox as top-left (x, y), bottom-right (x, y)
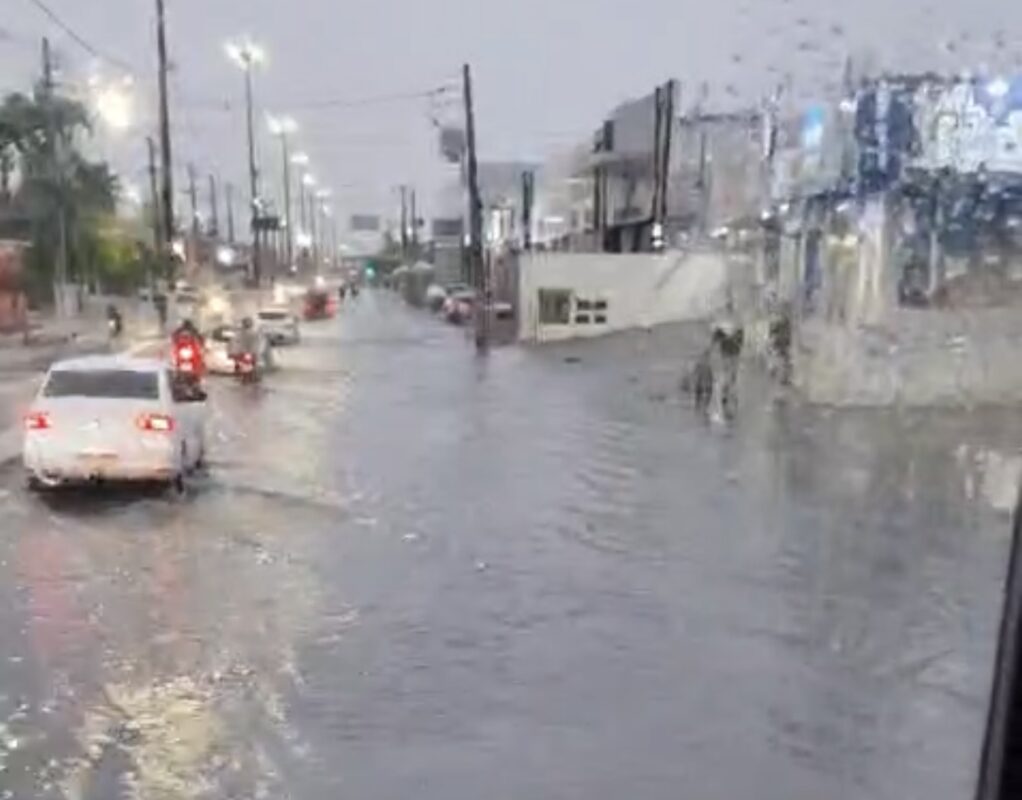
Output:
top-left (518, 250), bottom-right (729, 342)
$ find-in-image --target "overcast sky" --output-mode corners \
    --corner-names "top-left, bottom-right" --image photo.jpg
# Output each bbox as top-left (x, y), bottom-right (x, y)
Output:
top-left (1, 0), bottom-right (1017, 234)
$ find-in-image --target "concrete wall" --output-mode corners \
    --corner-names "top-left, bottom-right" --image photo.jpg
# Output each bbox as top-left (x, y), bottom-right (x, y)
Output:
top-left (518, 250), bottom-right (728, 342)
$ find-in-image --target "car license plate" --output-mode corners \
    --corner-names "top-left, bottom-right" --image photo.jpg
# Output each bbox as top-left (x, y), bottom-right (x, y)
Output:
top-left (78, 451), bottom-right (118, 464)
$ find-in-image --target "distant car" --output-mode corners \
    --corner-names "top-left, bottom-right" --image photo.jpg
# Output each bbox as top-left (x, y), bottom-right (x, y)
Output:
top-left (489, 301), bottom-right (514, 321)
top-left (443, 289), bottom-right (476, 325)
top-left (175, 284), bottom-right (201, 306)
top-left (425, 284), bottom-right (448, 312)
top-left (256, 308), bottom-right (301, 345)
top-left (303, 289), bottom-right (335, 320)
top-left (22, 355), bottom-right (207, 490)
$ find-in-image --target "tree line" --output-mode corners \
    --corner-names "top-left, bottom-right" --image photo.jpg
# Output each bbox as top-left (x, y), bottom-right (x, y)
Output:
top-left (0, 83), bottom-right (152, 304)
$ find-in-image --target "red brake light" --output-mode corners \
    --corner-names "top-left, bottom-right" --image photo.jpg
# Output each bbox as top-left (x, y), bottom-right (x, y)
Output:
top-left (24, 411), bottom-right (51, 431)
top-left (177, 345), bottom-right (195, 360)
top-left (137, 413), bottom-right (175, 433)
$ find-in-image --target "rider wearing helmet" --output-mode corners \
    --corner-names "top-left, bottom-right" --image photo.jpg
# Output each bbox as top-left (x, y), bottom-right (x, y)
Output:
top-left (229, 317), bottom-right (260, 360)
top-left (171, 317), bottom-right (206, 380)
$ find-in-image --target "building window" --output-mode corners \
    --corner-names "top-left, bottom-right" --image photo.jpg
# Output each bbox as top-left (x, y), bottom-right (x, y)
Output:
top-left (538, 289), bottom-right (572, 324)
top-left (573, 297), bottom-right (608, 325)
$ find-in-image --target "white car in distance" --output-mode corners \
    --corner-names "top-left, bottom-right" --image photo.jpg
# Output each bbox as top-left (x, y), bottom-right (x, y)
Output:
top-left (256, 308), bottom-right (300, 345)
top-left (22, 355), bottom-right (207, 491)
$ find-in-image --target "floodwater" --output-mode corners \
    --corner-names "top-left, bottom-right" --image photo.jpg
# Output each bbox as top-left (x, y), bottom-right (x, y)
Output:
top-left (0, 290), bottom-right (1015, 799)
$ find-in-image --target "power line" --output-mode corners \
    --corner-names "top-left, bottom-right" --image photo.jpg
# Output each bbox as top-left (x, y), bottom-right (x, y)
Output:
top-left (284, 85), bottom-right (456, 112)
top-left (22, 0), bottom-right (137, 75)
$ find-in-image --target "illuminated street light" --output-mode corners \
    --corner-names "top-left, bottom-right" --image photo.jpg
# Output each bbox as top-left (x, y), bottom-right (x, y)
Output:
top-left (216, 245), bottom-right (236, 266)
top-left (988, 77), bottom-right (1010, 98)
top-left (94, 77), bottom-right (135, 131)
top-left (291, 152), bottom-right (310, 167)
top-left (224, 38), bottom-right (266, 69)
top-left (267, 114), bottom-right (297, 136)
top-left (302, 173), bottom-right (317, 188)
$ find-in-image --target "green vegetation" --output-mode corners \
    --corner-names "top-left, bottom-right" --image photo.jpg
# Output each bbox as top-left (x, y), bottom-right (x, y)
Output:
top-left (0, 86), bottom-right (148, 302)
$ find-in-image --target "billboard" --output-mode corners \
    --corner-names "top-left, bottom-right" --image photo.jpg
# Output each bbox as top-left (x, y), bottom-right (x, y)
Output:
top-left (432, 217), bottom-right (464, 240)
top-left (913, 77), bottom-right (1022, 175)
top-left (349, 214), bottom-right (381, 232)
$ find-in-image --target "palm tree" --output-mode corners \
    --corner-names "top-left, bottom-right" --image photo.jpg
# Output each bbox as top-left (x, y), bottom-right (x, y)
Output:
top-left (0, 88), bottom-right (125, 301)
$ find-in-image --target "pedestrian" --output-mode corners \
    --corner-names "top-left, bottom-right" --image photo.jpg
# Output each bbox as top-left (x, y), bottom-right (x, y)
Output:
top-left (106, 303), bottom-right (123, 339)
top-left (768, 305), bottom-right (792, 385)
top-left (691, 347), bottom-right (714, 412)
top-left (711, 318), bottom-right (743, 419)
top-left (154, 292), bottom-right (168, 329)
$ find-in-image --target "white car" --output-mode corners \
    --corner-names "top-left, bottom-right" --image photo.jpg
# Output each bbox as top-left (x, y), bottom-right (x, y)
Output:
top-left (256, 308), bottom-right (300, 345)
top-left (22, 355), bottom-right (207, 490)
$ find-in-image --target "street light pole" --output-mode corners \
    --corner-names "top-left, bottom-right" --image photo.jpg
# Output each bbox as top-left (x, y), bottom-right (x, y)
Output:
top-left (269, 117), bottom-right (297, 272)
top-left (243, 64), bottom-right (259, 283)
top-left (462, 63), bottom-right (486, 351)
top-left (226, 38), bottom-right (265, 284)
top-left (155, 0), bottom-right (175, 283)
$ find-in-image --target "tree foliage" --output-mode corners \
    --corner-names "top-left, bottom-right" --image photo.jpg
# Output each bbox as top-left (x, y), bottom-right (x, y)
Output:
top-left (0, 87), bottom-right (137, 300)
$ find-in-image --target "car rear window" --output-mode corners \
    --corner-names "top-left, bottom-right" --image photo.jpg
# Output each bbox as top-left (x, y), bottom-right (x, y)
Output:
top-left (43, 369), bottom-right (160, 400)
top-left (258, 311), bottom-right (288, 321)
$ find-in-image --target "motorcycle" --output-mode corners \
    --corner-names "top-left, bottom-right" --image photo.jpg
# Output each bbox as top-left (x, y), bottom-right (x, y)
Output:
top-left (171, 337), bottom-right (205, 381)
top-left (231, 350), bottom-right (260, 384)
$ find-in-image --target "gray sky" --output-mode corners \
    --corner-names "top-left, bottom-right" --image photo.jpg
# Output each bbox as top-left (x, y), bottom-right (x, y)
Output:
top-left (1, 0), bottom-right (1017, 234)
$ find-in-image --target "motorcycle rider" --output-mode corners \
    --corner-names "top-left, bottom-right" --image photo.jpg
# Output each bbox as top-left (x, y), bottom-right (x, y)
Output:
top-left (171, 318), bottom-right (206, 382)
top-left (106, 303), bottom-right (123, 339)
top-left (229, 317), bottom-right (261, 377)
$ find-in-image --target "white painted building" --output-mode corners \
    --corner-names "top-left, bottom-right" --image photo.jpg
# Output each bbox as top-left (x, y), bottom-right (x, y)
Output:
top-left (517, 250), bottom-right (729, 342)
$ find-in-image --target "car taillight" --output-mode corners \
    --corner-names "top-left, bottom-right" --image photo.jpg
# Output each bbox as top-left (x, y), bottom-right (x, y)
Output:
top-left (137, 413), bottom-right (175, 433)
top-left (177, 345), bottom-right (195, 360)
top-left (24, 411), bottom-right (51, 431)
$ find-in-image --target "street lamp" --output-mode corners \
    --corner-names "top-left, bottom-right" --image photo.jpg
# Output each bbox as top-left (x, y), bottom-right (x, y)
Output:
top-left (268, 114), bottom-right (298, 272)
top-left (225, 36), bottom-right (266, 283)
top-left (315, 189), bottom-right (332, 268)
top-left (92, 75), bottom-right (135, 132)
top-left (300, 172), bottom-right (316, 239)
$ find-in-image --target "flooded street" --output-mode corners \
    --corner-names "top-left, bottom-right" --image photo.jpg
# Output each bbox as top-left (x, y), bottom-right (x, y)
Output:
top-left (0, 291), bottom-right (1015, 799)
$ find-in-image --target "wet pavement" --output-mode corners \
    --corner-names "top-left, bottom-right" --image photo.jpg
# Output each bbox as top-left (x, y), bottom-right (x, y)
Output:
top-left (0, 290), bottom-right (1017, 799)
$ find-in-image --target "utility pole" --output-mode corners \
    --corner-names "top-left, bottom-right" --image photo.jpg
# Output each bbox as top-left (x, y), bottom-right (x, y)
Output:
top-left (241, 54), bottom-right (261, 283)
top-left (146, 136), bottom-right (161, 299)
top-left (187, 163), bottom-right (199, 241)
top-left (521, 170), bottom-right (534, 251)
top-left (155, 0), bottom-right (175, 283)
top-left (280, 132), bottom-right (293, 271)
top-left (146, 137), bottom-right (162, 249)
top-left (208, 174), bottom-right (219, 238)
top-left (41, 38), bottom-right (69, 317)
top-left (399, 184), bottom-right (408, 262)
top-left (225, 182), bottom-right (236, 243)
top-left (462, 63), bottom-right (486, 351)
top-left (310, 195), bottom-right (319, 271)
top-left (410, 187), bottom-right (419, 257)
